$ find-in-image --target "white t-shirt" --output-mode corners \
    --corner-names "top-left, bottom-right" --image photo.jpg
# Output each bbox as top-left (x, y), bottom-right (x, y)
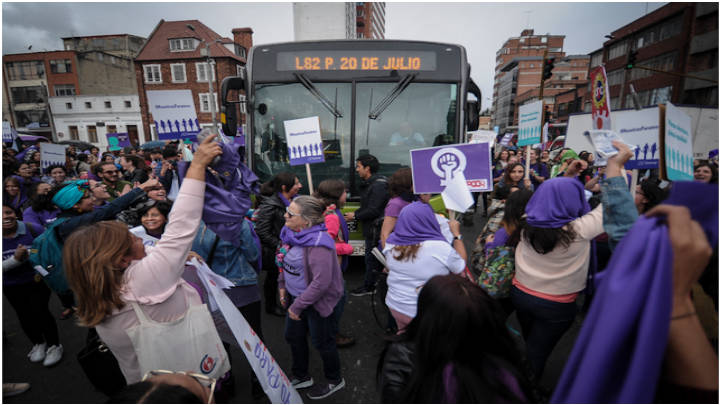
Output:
top-left (383, 240), bottom-right (465, 318)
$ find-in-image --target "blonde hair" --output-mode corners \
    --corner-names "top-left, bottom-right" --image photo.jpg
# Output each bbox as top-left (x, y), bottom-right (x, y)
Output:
top-left (392, 244), bottom-right (421, 262)
top-left (63, 221), bottom-right (134, 326)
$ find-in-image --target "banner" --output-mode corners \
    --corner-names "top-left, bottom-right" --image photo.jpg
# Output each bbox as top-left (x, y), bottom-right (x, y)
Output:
top-left (40, 143), bottom-right (67, 170)
top-left (106, 132), bottom-right (132, 151)
top-left (590, 66), bottom-right (612, 130)
top-left (518, 100), bottom-right (543, 146)
top-left (664, 103), bottom-right (693, 181)
top-left (410, 143), bottom-right (492, 193)
top-left (283, 117), bottom-right (325, 166)
top-left (500, 133), bottom-right (514, 147)
top-left (192, 259), bottom-right (303, 404)
top-left (147, 90), bottom-right (201, 142)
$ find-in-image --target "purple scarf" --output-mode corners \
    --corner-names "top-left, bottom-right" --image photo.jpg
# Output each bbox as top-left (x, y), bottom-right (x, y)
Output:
top-left (278, 192), bottom-right (291, 207)
top-left (552, 181), bottom-right (718, 403)
top-left (335, 208), bottom-right (350, 271)
top-left (386, 202), bottom-right (446, 246)
top-left (525, 177), bottom-right (590, 228)
top-left (280, 224), bottom-right (335, 250)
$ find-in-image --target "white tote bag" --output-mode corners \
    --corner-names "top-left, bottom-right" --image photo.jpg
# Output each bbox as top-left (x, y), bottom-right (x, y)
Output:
top-left (126, 301), bottom-right (230, 380)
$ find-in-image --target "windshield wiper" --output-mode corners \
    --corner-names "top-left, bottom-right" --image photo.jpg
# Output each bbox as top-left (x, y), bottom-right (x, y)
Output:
top-left (293, 73), bottom-right (343, 118)
top-left (368, 73), bottom-right (417, 120)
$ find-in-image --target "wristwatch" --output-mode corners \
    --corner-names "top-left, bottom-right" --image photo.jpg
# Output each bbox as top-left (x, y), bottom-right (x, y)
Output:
top-left (453, 234), bottom-right (463, 241)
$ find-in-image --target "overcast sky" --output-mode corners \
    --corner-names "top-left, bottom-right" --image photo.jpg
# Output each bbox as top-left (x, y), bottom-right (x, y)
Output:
top-left (2, 2), bottom-right (665, 107)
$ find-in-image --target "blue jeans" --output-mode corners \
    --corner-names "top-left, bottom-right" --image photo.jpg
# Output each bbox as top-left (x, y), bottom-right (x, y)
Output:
top-left (284, 297), bottom-right (342, 383)
top-left (364, 237), bottom-right (382, 289)
top-left (331, 281), bottom-right (347, 336)
top-left (510, 286), bottom-right (577, 378)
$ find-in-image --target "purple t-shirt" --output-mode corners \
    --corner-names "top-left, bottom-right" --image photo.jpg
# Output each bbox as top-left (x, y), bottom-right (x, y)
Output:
top-left (282, 247), bottom-right (307, 298)
top-left (384, 197), bottom-right (411, 218)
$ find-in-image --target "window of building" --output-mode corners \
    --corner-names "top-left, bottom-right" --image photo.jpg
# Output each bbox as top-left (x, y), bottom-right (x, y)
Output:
top-left (50, 59), bottom-right (72, 73)
top-left (110, 56), bottom-right (117, 65)
top-left (630, 51), bottom-right (677, 81)
top-left (85, 101), bottom-right (92, 109)
top-left (607, 69), bottom-right (624, 87)
top-left (529, 63), bottom-right (534, 68)
top-left (92, 38), bottom-right (105, 48)
top-left (610, 97), bottom-right (620, 110)
top-left (104, 101), bottom-right (112, 108)
top-left (590, 52), bottom-right (604, 68)
top-left (54, 84), bottom-right (76, 96)
top-left (87, 125), bottom-right (98, 143)
top-left (143, 64), bottom-right (162, 83)
top-left (107, 125), bottom-right (117, 134)
top-left (10, 86), bottom-right (44, 104)
top-left (171, 63), bottom-right (187, 83)
top-left (125, 100), bottom-right (132, 108)
top-left (608, 41), bottom-right (628, 60)
top-left (5, 61), bottom-right (45, 80)
top-left (66, 102), bottom-right (72, 109)
top-left (234, 45), bottom-right (246, 58)
top-left (239, 94), bottom-right (247, 114)
top-left (169, 38), bottom-right (196, 51)
top-left (69, 126), bottom-right (79, 141)
top-left (541, 36), bottom-right (547, 43)
top-left (196, 62), bottom-right (216, 82)
top-left (236, 65), bottom-right (245, 78)
top-left (198, 93), bottom-right (218, 113)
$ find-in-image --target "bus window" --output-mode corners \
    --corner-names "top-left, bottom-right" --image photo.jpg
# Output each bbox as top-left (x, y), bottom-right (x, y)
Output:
top-left (252, 82), bottom-right (352, 189)
top-left (354, 82), bottom-right (457, 179)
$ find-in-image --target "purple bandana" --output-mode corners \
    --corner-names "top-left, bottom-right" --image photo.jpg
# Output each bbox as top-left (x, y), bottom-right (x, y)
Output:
top-left (525, 177), bottom-right (590, 228)
top-left (386, 202), bottom-right (446, 246)
top-left (278, 192), bottom-right (292, 207)
top-left (280, 223), bottom-right (335, 250)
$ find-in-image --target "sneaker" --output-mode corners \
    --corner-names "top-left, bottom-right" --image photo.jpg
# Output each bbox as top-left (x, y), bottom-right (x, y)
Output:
top-left (350, 286), bottom-right (375, 297)
top-left (307, 378), bottom-right (345, 400)
top-left (27, 343), bottom-right (46, 363)
top-left (291, 376), bottom-right (314, 389)
top-left (43, 344), bottom-right (63, 367)
top-left (3, 383), bottom-right (30, 397)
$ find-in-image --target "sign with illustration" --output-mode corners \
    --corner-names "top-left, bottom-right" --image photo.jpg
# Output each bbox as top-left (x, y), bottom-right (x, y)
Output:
top-left (518, 100), bottom-right (543, 146)
top-left (590, 66), bottom-right (612, 130)
top-left (283, 116), bottom-right (325, 166)
top-left (410, 143), bottom-right (492, 193)
top-left (500, 132), bottom-right (514, 147)
top-left (106, 132), bottom-right (132, 150)
top-left (146, 90), bottom-right (201, 142)
top-left (40, 142), bottom-right (67, 170)
top-left (664, 102), bottom-right (693, 181)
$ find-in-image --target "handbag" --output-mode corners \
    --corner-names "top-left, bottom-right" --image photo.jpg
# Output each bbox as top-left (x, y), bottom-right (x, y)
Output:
top-left (126, 301), bottom-right (230, 380)
top-left (77, 329), bottom-right (127, 396)
top-left (477, 245), bottom-right (516, 299)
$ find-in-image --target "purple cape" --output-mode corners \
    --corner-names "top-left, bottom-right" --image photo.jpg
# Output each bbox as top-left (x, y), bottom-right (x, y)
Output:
top-left (280, 223), bottom-right (335, 250)
top-left (177, 142), bottom-right (259, 248)
top-left (386, 202), bottom-right (446, 246)
top-left (525, 177), bottom-right (590, 228)
top-left (551, 181), bottom-right (718, 404)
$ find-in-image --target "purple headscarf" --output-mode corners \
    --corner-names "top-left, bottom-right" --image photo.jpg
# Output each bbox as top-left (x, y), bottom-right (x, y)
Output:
top-left (552, 181), bottom-right (718, 404)
top-left (386, 202), bottom-right (446, 246)
top-left (277, 192), bottom-right (291, 207)
top-left (280, 223), bottom-right (335, 250)
top-left (525, 177), bottom-right (590, 228)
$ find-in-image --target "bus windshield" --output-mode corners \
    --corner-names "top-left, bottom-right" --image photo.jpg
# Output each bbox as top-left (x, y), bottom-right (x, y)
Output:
top-left (252, 81), bottom-right (457, 196)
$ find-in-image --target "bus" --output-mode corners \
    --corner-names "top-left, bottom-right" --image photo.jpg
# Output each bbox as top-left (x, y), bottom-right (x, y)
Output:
top-left (220, 40), bottom-right (481, 250)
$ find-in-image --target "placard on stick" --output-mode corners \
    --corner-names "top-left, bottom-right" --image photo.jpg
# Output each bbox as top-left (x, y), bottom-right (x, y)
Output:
top-left (660, 102), bottom-right (694, 181)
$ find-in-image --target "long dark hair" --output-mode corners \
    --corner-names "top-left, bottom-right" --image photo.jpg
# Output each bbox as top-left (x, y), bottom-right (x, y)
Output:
top-left (501, 189), bottom-right (533, 247)
top-left (400, 275), bottom-right (533, 403)
top-left (388, 167), bottom-right (414, 200)
top-left (502, 163), bottom-right (525, 186)
top-left (29, 182), bottom-right (56, 212)
top-left (259, 171), bottom-right (296, 196)
top-left (523, 225), bottom-right (576, 254)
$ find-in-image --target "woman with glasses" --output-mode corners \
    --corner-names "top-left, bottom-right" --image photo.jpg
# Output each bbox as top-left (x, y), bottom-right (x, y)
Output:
top-left (62, 136), bottom-right (222, 384)
top-left (277, 196), bottom-right (345, 400)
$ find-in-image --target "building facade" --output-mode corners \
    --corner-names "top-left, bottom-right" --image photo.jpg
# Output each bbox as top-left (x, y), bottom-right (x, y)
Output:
top-left (133, 19), bottom-right (252, 141)
top-left (596, 2), bottom-right (718, 110)
top-left (294, 2), bottom-right (357, 41)
top-left (356, 2), bottom-right (386, 39)
top-left (492, 29), bottom-right (566, 133)
top-left (49, 94), bottom-right (144, 148)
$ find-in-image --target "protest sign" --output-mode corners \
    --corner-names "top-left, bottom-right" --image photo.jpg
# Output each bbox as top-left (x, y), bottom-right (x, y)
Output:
top-left (3, 121), bottom-right (15, 143)
top-left (590, 66), bottom-right (612, 130)
top-left (662, 103), bottom-right (694, 181)
top-left (106, 132), bottom-right (132, 151)
top-left (468, 130), bottom-right (496, 147)
top-left (500, 133), bottom-right (514, 147)
top-left (40, 143), bottom-right (67, 170)
top-left (518, 100), bottom-right (543, 146)
top-left (193, 259), bottom-right (303, 404)
top-left (283, 117), bottom-right (325, 166)
top-left (441, 171), bottom-right (474, 213)
top-left (147, 90), bottom-right (201, 142)
top-left (410, 143), bottom-right (492, 193)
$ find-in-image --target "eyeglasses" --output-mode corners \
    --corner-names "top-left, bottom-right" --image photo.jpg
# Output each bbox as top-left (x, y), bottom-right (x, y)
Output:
top-left (285, 206), bottom-right (300, 217)
top-left (142, 370), bottom-right (216, 404)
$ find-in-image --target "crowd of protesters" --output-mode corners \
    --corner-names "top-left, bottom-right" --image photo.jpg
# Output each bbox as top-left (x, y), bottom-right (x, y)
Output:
top-left (2, 132), bottom-right (718, 404)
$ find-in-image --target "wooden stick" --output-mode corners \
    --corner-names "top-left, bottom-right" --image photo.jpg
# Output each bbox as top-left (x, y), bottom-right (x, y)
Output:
top-left (630, 169), bottom-right (638, 197)
top-left (525, 145), bottom-right (531, 179)
top-left (305, 163), bottom-right (314, 195)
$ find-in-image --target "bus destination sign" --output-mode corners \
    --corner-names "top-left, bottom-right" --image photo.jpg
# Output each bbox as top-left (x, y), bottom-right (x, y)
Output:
top-left (277, 50), bottom-right (437, 72)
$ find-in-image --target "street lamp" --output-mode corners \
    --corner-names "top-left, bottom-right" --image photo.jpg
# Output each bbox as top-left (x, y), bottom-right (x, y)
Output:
top-left (187, 24), bottom-right (221, 135)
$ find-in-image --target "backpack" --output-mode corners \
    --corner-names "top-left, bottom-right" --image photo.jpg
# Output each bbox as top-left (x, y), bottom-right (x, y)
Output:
top-left (476, 245), bottom-right (516, 299)
top-left (28, 217), bottom-right (71, 294)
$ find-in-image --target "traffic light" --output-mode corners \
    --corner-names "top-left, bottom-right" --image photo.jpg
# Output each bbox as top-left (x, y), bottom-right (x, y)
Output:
top-left (626, 50), bottom-right (638, 70)
top-left (542, 57), bottom-right (555, 81)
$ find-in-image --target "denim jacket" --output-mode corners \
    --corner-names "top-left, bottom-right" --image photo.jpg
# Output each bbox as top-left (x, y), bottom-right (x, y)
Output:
top-left (600, 176), bottom-right (639, 251)
top-left (192, 221), bottom-right (260, 286)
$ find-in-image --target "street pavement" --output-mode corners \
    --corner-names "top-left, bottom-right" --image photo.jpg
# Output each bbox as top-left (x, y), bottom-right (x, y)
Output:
top-left (3, 204), bottom-right (584, 403)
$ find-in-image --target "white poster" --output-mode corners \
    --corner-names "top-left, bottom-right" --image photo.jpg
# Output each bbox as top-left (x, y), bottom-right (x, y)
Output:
top-left (664, 103), bottom-right (694, 181)
top-left (40, 143), bottom-right (67, 170)
top-left (468, 130), bottom-right (496, 147)
top-left (283, 116), bottom-right (325, 166)
top-left (146, 90), bottom-right (201, 141)
top-left (3, 121), bottom-right (14, 143)
top-left (518, 100), bottom-right (543, 146)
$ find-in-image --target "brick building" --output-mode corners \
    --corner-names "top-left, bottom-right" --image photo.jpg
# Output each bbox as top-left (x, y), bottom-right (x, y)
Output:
top-left (493, 29), bottom-right (566, 133)
top-left (592, 2), bottom-right (717, 110)
top-left (133, 20), bottom-right (252, 142)
top-left (356, 2), bottom-right (386, 39)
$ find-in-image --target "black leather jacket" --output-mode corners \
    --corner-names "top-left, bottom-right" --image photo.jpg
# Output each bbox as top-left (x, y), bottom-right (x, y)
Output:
top-left (377, 340), bottom-right (415, 403)
top-left (356, 174), bottom-right (389, 238)
top-left (254, 193), bottom-right (287, 270)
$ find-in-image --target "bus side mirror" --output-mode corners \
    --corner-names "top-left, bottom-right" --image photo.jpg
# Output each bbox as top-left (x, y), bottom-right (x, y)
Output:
top-left (466, 100), bottom-right (479, 131)
top-left (220, 76), bottom-right (245, 137)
